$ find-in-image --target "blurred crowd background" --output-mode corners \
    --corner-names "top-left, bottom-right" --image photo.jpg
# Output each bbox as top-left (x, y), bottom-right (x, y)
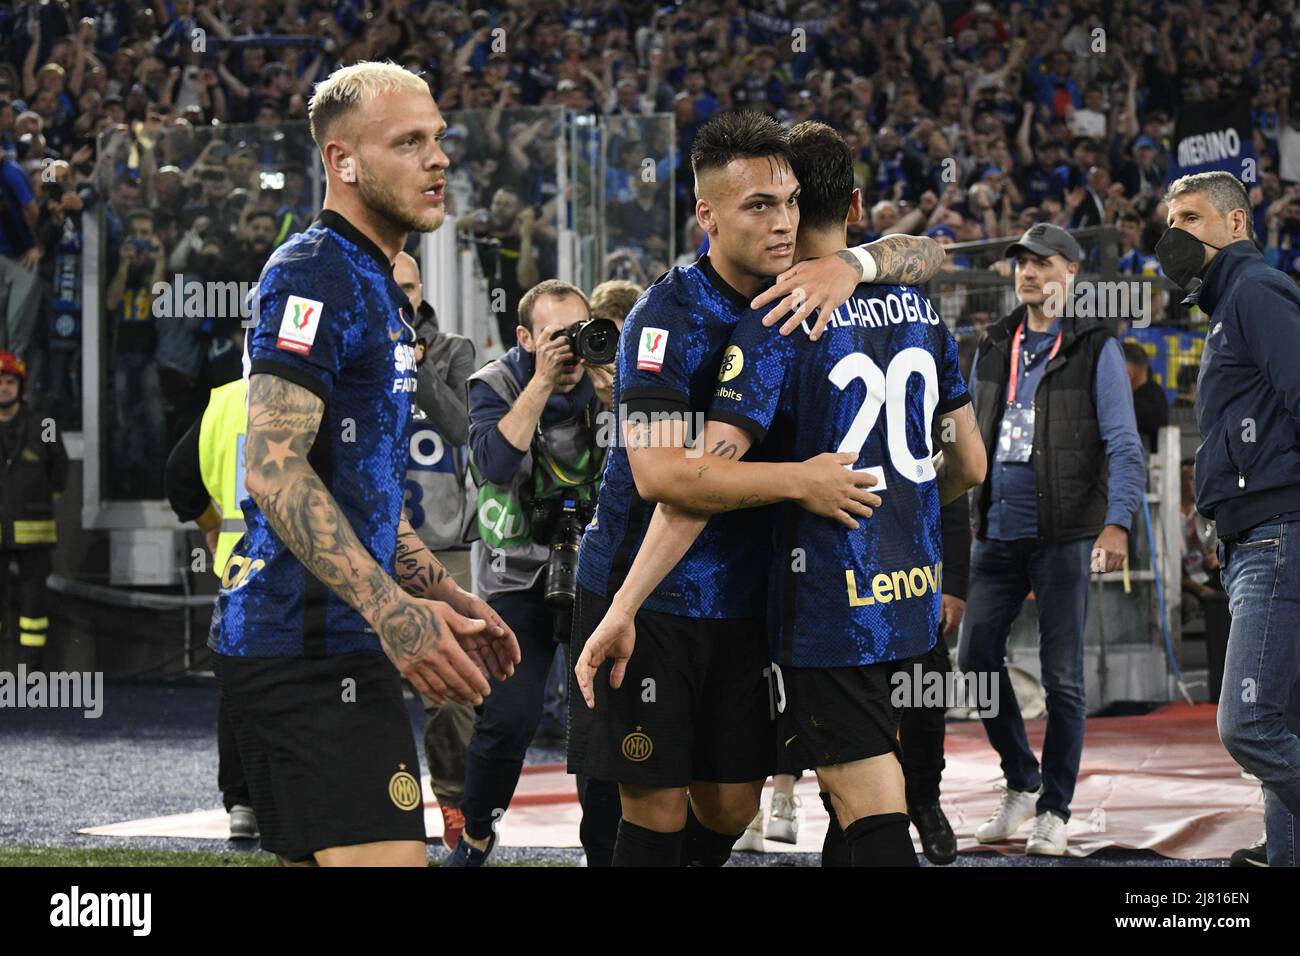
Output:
top-left (1, 0), bottom-right (1298, 503)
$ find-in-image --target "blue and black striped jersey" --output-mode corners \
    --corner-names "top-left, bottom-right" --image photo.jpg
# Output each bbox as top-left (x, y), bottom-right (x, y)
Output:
top-left (576, 255), bottom-right (775, 620)
top-left (211, 210), bottom-right (418, 658)
top-left (708, 283), bottom-right (970, 667)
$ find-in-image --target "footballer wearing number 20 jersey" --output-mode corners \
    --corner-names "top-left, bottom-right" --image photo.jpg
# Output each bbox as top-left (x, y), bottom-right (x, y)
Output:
top-left (707, 282), bottom-right (970, 669)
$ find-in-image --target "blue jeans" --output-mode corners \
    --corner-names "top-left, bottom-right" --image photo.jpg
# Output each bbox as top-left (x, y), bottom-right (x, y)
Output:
top-left (1217, 519), bottom-right (1300, 867)
top-left (958, 536), bottom-right (1091, 821)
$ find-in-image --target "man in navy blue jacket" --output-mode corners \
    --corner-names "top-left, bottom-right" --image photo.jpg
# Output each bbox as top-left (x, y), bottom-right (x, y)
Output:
top-left (1160, 170), bottom-right (1300, 868)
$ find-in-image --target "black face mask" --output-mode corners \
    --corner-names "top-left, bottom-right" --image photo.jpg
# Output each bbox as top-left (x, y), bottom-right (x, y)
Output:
top-left (1155, 226), bottom-right (1224, 290)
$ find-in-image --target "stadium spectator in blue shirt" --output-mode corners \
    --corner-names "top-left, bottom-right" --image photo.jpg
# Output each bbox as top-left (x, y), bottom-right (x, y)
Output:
top-left (1032, 49), bottom-right (1083, 120)
top-left (0, 154), bottom-right (41, 382)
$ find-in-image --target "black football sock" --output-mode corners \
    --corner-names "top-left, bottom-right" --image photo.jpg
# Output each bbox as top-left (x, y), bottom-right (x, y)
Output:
top-left (612, 819), bottom-right (684, 867)
top-left (820, 791), bottom-right (850, 867)
top-left (844, 812), bottom-right (919, 867)
top-left (577, 775), bottom-right (622, 868)
top-left (680, 802), bottom-right (743, 867)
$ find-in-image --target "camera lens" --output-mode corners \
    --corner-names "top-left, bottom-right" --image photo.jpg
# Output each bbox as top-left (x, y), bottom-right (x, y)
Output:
top-left (542, 498), bottom-right (589, 612)
top-left (574, 317), bottom-right (619, 365)
top-left (544, 539), bottom-right (580, 611)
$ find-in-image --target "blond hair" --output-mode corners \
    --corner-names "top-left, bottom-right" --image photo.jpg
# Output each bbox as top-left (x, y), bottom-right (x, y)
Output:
top-left (589, 279), bottom-right (642, 324)
top-left (308, 61), bottom-right (429, 148)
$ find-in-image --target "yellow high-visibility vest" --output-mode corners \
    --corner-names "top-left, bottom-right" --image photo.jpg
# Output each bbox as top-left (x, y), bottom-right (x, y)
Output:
top-left (197, 379), bottom-right (249, 578)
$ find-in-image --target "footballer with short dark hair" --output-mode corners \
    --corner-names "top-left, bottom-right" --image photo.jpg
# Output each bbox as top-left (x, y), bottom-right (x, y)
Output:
top-left (576, 120), bottom-right (985, 867)
top-left (572, 112), bottom-right (952, 867)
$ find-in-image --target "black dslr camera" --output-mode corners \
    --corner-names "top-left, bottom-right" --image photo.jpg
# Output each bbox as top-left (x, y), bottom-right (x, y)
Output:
top-left (531, 494), bottom-right (597, 613)
top-left (550, 317), bottom-right (619, 365)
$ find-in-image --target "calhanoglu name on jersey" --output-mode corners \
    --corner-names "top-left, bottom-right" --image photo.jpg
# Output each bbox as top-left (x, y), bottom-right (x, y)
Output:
top-left (821, 289), bottom-right (943, 331)
top-left (844, 561), bottom-right (942, 607)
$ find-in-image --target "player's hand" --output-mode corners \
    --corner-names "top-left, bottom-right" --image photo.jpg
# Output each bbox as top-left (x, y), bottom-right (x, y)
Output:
top-left (941, 594), bottom-right (966, 636)
top-left (794, 452), bottom-right (882, 529)
top-left (575, 604), bottom-right (637, 709)
top-left (442, 587), bottom-right (521, 681)
top-left (1091, 524), bottom-right (1128, 573)
top-left (750, 250), bottom-right (864, 340)
top-left (379, 595), bottom-right (493, 705)
top-left (533, 321), bottom-right (576, 387)
top-left (584, 360), bottom-right (614, 406)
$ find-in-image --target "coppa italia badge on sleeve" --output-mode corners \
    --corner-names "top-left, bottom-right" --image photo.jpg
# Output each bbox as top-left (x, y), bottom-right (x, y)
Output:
top-left (276, 295), bottom-right (324, 355)
top-left (636, 327), bottom-right (668, 371)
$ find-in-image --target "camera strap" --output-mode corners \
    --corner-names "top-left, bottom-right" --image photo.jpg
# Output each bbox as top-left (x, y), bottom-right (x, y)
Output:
top-left (532, 394), bottom-right (602, 496)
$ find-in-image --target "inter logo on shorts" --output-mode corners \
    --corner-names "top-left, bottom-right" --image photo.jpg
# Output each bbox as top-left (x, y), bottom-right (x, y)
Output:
top-left (621, 727), bottom-right (653, 762)
top-left (388, 765), bottom-right (421, 811)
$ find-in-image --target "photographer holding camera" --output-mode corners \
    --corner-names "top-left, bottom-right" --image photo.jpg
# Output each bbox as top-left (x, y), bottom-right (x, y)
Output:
top-left (447, 279), bottom-right (620, 866)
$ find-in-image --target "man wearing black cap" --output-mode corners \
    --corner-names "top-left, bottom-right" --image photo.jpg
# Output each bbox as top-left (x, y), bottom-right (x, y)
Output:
top-left (959, 222), bottom-right (1145, 856)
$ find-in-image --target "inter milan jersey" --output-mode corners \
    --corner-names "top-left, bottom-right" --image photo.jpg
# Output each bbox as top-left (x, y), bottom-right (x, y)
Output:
top-left (576, 255), bottom-right (774, 619)
top-left (211, 210), bottom-right (417, 658)
top-left (709, 283), bottom-right (970, 667)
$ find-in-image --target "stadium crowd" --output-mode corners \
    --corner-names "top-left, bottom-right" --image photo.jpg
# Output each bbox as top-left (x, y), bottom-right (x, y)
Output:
top-left (0, 0), bottom-right (1296, 869)
top-left (2, 0), bottom-right (1299, 489)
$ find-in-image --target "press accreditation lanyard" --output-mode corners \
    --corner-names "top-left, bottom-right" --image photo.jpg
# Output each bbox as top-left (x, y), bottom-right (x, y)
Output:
top-left (1007, 320), bottom-right (1063, 406)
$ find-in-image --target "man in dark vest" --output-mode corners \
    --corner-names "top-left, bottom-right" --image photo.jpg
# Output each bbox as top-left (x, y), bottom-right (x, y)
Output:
top-left (959, 223), bottom-right (1145, 856)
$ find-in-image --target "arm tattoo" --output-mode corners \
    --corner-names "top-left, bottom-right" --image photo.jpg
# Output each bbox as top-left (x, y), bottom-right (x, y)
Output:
top-left (245, 374), bottom-right (440, 664)
top-left (395, 525), bottom-right (449, 598)
top-left (861, 234), bottom-right (946, 285)
top-left (835, 249), bottom-right (864, 279)
top-left (687, 439), bottom-right (752, 510)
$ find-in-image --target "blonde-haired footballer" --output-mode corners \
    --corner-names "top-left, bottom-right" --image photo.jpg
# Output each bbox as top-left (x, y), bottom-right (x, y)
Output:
top-left (211, 62), bottom-right (520, 867)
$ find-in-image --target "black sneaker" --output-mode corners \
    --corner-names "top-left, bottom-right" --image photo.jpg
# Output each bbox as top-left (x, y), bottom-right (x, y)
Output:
top-left (1229, 837), bottom-right (1267, 867)
top-left (909, 802), bottom-right (957, 865)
